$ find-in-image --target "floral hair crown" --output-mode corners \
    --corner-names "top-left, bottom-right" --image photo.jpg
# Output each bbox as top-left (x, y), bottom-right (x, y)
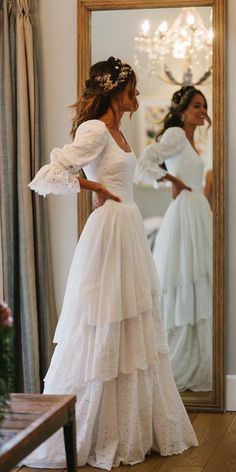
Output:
top-left (95, 59), bottom-right (133, 91)
top-left (171, 86), bottom-right (196, 109)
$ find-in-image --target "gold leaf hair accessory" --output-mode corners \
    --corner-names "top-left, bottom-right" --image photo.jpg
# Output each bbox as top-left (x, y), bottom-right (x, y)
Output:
top-left (95, 61), bottom-right (133, 91)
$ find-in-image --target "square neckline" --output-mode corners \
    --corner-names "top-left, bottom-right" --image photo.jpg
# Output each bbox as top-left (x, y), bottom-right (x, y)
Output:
top-left (99, 120), bottom-right (133, 155)
top-left (186, 138), bottom-right (202, 158)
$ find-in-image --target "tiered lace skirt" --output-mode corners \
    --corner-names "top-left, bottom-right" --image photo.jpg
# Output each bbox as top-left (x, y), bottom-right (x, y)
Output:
top-left (153, 190), bottom-right (213, 391)
top-left (23, 200), bottom-right (198, 470)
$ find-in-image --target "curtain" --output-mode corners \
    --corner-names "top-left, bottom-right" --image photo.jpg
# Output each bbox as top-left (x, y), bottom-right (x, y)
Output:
top-left (0, 219), bottom-right (3, 300)
top-left (0, 0), bottom-right (57, 392)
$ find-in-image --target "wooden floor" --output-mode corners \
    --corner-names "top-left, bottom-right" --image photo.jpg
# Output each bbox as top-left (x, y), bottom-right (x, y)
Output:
top-left (13, 412), bottom-right (236, 472)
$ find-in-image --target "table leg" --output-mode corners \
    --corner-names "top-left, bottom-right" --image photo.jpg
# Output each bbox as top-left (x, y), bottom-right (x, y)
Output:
top-left (63, 406), bottom-right (77, 472)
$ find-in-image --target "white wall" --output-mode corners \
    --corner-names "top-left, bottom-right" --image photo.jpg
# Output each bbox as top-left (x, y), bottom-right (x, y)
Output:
top-left (38, 1), bottom-right (236, 376)
top-left (38, 0), bottom-right (78, 312)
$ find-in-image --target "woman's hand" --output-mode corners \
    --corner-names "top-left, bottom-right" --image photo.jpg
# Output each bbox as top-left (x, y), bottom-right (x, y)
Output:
top-left (78, 176), bottom-right (121, 208)
top-left (93, 186), bottom-right (121, 209)
top-left (171, 180), bottom-right (192, 199)
top-left (161, 173), bottom-right (192, 199)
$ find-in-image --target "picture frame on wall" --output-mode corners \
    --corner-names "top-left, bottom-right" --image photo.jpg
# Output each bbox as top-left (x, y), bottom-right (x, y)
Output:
top-left (138, 96), bottom-right (170, 150)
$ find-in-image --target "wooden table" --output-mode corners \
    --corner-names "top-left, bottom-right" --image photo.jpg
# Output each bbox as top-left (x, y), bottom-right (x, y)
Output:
top-left (0, 393), bottom-right (77, 472)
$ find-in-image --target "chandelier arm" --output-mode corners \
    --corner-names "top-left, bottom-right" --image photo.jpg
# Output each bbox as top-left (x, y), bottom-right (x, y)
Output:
top-left (194, 68), bottom-right (212, 86)
top-left (154, 72), bottom-right (182, 85)
top-left (163, 67), bottom-right (182, 85)
top-left (194, 79), bottom-right (212, 86)
top-left (149, 68), bottom-right (212, 87)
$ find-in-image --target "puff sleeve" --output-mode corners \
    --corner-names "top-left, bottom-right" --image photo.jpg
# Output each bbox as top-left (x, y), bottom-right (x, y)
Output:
top-left (28, 120), bottom-right (108, 196)
top-left (134, 127), bottom-right (186, 186)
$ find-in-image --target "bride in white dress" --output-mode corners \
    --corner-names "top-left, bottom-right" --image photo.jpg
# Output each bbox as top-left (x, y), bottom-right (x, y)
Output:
top-left (23, 58), bottom-right (198, 470)
top-left (135, 86), bottom-right (212, 393)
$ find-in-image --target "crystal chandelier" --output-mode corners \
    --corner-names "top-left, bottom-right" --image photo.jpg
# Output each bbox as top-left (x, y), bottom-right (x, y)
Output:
top-left (133, 7), bottom-right (213, 86)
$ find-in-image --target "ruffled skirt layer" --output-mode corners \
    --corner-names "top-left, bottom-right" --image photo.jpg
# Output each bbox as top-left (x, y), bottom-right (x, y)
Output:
top-left (153, 191), bottom-right (213, 391)
top-left (23, 200), bottom-right (198, 469)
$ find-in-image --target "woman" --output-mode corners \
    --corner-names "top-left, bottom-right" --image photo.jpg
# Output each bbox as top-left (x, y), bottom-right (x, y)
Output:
top-left (136, 86), bottom-right (212, 392)
top-left (23, 58), bottom-right (197, 470)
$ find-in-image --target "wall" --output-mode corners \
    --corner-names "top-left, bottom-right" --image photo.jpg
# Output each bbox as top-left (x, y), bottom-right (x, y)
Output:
top-left (38, 0), bottom-right (78, 311)
top-left (38, 1), bottom-right (236, 380)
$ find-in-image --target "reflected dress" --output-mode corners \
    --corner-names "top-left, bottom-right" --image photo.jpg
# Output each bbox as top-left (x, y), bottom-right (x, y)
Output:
top-left (23, 120), bottom-right (198, 470)
top-left (135, 127), bottom-right (212, 392)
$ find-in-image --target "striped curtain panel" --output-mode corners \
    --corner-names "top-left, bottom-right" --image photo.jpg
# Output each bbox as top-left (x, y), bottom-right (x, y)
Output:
top-left (0, 218), bottom-right (3, 300)
top-left (0, 0), bottom-right (57, 392)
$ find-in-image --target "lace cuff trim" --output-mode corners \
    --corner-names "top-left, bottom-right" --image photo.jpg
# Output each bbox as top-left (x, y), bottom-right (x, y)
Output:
top-left (134, 157), bottom-right (167, 186)
top-left (28, 162), bottom-right (81, 197)
top-left (134, 142), bottom-right (168, 186)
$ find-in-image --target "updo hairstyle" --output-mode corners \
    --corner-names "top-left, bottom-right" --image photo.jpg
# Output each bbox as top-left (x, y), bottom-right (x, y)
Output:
top-left (70, 57), bottom-right (138, 139)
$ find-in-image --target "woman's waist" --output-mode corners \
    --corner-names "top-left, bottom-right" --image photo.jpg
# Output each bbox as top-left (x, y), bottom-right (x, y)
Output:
top-left (190, 185), bottom-right (204, 194)
top-left (103, 183), bottom-right (134, 203)
top-left (175, 188), bottom-right (211, 209)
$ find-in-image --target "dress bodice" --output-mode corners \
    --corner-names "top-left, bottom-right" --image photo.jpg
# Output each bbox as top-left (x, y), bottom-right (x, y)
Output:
top-left (84, 129), bottom-right (137, 204)
top-left (165, 139), bottom-right (204, 192)
top-left (28, 119), bottom-right (137, 202)
top-left (134, 127), bottom-right (205, 193)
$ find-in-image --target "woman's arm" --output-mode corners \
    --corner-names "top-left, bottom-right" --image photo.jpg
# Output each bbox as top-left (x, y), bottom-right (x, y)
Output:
top-left (204, 170), bottom-right (213, 199)
top-left (77, 176), bottom-right (121, 204)
top-left (159, 173), bottom-right (192, 199)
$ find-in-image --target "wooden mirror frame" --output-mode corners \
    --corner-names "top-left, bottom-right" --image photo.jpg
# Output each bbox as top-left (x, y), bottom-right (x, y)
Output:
top-left (77, 0), bottom-right (226, 412)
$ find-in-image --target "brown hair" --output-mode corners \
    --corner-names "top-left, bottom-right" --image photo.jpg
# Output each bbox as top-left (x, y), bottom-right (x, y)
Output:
top-left (69, 57), bottom-right (138, 139)
top-left (156, 85), bottom-right (211, 141)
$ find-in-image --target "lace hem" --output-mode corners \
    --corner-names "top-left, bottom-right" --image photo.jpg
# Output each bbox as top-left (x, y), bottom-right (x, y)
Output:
top-left (166, 319), bottom-right (212, 392)
top-left (46, 310), bottom-right (169, 387)
top-left (23, 359), bottom-right (198, 470)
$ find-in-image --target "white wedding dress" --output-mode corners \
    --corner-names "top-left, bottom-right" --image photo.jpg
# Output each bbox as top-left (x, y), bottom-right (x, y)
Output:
top-left (135, 127), bottom-right (212, 392)
top-left (23, 120), bottom-right (198, 470)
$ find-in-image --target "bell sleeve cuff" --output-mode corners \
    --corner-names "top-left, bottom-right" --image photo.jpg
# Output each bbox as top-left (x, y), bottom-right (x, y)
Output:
top-left (28, 161), bottom-right (81, 197)
top-left (28, 120), bottom-right (108, 197)
top-left (134, 143), bottom-right (167, 186)
top-left (134, 127), bottom-right (186, 186)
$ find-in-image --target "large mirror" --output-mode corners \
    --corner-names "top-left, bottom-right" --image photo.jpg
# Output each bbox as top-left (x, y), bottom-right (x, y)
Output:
top-left (77, 0), bottom-right (226, 411)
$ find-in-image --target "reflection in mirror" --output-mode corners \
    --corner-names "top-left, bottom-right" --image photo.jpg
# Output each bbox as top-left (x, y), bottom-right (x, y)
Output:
top-left (78, 0), bottom-right (226, 411)
top-left (136, 87), bottom-right (213, 394)
top-left (92, 6), bottom-right (213, 399)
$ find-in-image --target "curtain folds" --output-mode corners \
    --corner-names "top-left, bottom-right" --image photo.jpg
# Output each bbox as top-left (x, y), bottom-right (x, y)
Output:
top-left (0, 0), bottom-right (57, 392)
